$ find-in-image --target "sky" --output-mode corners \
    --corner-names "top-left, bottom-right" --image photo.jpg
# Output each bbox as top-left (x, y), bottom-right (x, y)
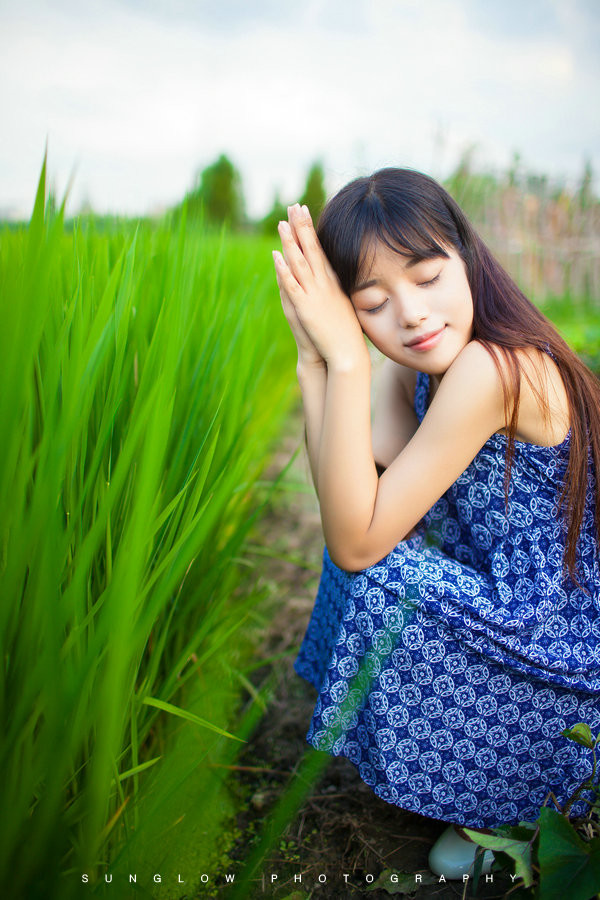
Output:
top-left (0, 0), bottom-right (598, 220)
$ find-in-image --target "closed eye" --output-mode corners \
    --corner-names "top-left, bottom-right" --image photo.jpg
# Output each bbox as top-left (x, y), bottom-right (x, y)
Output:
top-left (365, 298), bottom-right (388, 314)
top-left (417, 272), bottom-right (441, 287)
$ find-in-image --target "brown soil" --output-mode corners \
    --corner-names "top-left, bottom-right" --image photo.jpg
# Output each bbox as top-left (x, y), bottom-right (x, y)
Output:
top-left (227, 414), bottom-right (511, 900)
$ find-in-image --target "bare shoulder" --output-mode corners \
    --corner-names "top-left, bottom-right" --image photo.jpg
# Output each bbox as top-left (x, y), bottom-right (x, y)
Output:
top-left (449, 341), bottom-right (570, 446)
top-left (455, 340), bottom-right (559, 390)
top-left (410, 342), bottom-right (506, 450)
top-left (443, 340), bottom-right (551, 402)
top-left (441, 340), bottom-right (507, 399)
top-left (453, 339), bottom-right (504, 373)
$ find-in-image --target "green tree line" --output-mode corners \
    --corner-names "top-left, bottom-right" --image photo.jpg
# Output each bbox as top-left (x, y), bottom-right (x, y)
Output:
top-left (176, 154), bottom-right (327, 234)
top-left (175, 151), bottom-right (597, 238)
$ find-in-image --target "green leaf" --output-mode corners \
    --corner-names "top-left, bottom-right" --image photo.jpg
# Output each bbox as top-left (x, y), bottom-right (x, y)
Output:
top-left (495, 822), bottom-right (538, 841)
top-left (463, 829), bottom-right (534, 887)
top-left (114, 756), bottom-right (162, 783)
top-left (142, 697), bottom-right (246, 743)
top-left (537, 807), bottom-right (600, 900)
top-left (561, 723), bottom-right (596, 749)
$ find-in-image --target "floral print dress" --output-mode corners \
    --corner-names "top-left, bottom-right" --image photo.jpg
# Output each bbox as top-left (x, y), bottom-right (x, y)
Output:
top-left (294, 370), bottom-right (600, 828)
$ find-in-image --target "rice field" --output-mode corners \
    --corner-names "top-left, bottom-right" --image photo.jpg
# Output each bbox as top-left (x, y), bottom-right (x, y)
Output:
top-left (0, 159), bottom-right (598, 900)
top-left (0, 161), bottom-right (298, 899)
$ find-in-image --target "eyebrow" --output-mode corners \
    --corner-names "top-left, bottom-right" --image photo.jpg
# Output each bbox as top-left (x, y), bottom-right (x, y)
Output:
top-left (353, 255), bottom-right (431, 293)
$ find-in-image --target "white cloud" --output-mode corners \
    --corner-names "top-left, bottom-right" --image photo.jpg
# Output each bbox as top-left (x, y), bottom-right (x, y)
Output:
top-left (0, 0), bottom-right (597, 219)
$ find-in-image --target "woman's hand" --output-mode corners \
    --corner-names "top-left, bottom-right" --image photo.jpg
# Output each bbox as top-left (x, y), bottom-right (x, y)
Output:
top-left (273, 207), bottom-right (325, 370)
top-left (273, 204), bottom-right (369, 373)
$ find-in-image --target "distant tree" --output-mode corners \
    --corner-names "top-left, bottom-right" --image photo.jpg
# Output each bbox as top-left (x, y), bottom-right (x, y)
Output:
top-left (259, 162), bottom-right (327, 235)
top-left (299, 161), bottom-right (327, 221)
top-left (187, 154), bottom-right (245, 227)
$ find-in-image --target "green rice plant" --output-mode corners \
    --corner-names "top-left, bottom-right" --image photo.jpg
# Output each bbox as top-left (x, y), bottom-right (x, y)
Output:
top-left (0, 158), bottom-right (297, 899)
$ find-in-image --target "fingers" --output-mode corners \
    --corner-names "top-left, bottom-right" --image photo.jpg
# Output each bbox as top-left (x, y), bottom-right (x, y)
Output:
top-left (286, 204), bottom-right (327, 276)
top-left (273, 252), bottom-right (322, 359)
top-left (288, 203), bottom-right (341, 284)
top-left (272, 249), bottom-right (302, 301)
top-left (273, 257), bottom-right (294, 307)
top-left (285, 205), bottom-right (303, 249)
top-left (277, 219), bottom-right (313, 287)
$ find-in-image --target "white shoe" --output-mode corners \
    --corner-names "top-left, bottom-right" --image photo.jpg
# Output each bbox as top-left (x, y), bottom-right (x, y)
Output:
top-left (428, 825), bottom-right (494, 880)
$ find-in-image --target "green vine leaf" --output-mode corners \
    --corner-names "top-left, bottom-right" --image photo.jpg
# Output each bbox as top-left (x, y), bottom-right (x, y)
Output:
top-left (462, 829), bottom-right (534, 887)
top-left (537, 807), bottom-right (600, 900)
top-left (561, 723), bottom-right (596, 749)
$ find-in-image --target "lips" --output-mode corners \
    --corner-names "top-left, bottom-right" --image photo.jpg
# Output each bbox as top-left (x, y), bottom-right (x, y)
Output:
top-left (405, 326), bottom-right (446, 351)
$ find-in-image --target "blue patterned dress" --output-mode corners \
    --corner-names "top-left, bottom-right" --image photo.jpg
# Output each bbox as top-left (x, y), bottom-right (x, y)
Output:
top-left (294, 370), bottom-right (600, 828)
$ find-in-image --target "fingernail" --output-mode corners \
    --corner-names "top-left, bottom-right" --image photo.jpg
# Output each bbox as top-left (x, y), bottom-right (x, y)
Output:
top-left (302, 205), bottom-right (310, 217)
top-left (278, 220), bottom-right (290, 233)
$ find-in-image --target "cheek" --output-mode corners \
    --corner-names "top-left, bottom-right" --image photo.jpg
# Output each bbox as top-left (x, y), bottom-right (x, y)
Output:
top-left (357, 314), bottom-right (376, 336)
top-left (359, 318), bottom-right (387, 352)
top-left (465, 295), bottom-right (475, 327)
top-left (454, 284), bottom-right (474, 326)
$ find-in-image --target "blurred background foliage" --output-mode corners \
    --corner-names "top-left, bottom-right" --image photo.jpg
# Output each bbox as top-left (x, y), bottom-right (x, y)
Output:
top-left (181, 153), bottom-right (245, 227)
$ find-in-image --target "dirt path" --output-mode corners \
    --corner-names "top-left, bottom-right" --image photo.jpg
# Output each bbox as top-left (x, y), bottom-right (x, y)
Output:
top-left (227, 411), bottom-right (508, 900)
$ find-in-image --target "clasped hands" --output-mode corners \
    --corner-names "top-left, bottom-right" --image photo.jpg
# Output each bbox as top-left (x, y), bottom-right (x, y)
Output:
top-left (272, 203), bottom-right (369, 373)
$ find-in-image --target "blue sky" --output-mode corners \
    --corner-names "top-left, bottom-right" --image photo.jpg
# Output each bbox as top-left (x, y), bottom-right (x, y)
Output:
top-left (0, 0), bottom-right (598, 218)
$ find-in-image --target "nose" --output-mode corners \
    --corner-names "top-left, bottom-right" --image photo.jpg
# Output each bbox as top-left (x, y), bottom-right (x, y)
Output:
top-left (392, 289), bottom-right (428, 329)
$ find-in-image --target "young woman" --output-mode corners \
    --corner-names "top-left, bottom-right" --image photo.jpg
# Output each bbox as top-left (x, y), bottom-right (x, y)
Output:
top-left (272, 168), bottom-right (600, 879)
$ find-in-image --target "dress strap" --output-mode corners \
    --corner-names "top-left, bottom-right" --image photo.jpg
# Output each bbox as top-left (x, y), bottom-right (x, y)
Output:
top-left (414, 371), bottom-right (430, 423)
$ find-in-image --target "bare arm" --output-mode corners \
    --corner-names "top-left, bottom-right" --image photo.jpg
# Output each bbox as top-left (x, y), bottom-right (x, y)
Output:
top-left (371, 359), bottom-right (419, 470)
top-left (300, 341), bottom-right (418, 493)
top-left (274, 206), bottom-right (330, 493)
top-left (318, 342), bottom-right (505, 570)
top-left (299, 320), bottom-right (417, 494)
top-left (297, 360), bottom-right (327, 494)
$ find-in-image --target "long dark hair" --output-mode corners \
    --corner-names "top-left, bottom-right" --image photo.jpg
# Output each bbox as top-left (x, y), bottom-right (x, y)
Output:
top-left (316, 167), bottom-right (600, 578)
